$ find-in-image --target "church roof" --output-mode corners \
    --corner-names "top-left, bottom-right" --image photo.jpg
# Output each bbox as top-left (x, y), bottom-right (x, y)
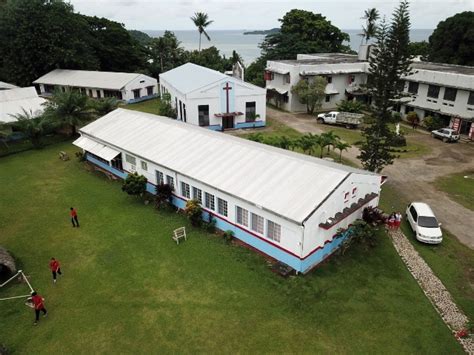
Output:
top-left (77, 109), bottom-right (377, 224)
top-left (159, 63), bottom-right (265, 95)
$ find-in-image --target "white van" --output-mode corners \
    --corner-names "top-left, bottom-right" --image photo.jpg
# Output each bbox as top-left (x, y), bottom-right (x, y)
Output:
top-left (405, 202), bottom-right (443, 244)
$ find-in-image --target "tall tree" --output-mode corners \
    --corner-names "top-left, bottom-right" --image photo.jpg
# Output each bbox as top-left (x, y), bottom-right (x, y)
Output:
top-left (186, 46), bottom-right (233, 72)
top-left (44, 90), bottom-right (94, 136)
top-left (407, 41), bottom-right (430, 60)
top-left (358, 1), bottom-right (412, 172)
top-left (428, 12), bottom-right (474, 66)
top-left (0, 0), bottom-right (98, 86)
top-left (190, 12), bottom-right (213, 52)
top-left (291, 76), bottom-right (327, 114)
top-left (361, 8), bottom-right (380, 44)
top-left (260, 9), bottom-right (350, 60)
top-left (10, 110), bottom-right (50, 148)
top-left (149, 31), bottom-right (186, 76)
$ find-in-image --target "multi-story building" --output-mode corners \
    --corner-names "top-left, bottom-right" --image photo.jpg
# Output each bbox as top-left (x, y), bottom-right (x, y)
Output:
top-left (265, 46), bottom-right (474, 138)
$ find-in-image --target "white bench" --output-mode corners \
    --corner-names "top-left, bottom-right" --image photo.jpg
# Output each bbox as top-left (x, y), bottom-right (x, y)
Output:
top-left (172, 227), bottom-right (187, 245)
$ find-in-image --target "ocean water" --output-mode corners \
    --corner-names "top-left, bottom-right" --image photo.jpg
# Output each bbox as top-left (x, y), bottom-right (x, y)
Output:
top-left (145, 29), bottom-right (433, 64)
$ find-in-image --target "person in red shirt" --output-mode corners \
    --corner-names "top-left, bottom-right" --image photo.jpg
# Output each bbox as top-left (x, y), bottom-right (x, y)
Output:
top-left (49, 257), bottom-right (62, 283)
top-left (30, 291), bottom-right (47, 325)
top-left (70, 207), bottom-right (79, 227)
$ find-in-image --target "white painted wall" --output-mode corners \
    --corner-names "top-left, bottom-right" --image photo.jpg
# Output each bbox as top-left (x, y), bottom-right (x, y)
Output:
top-left (302, 173), bottom-right (381, 259)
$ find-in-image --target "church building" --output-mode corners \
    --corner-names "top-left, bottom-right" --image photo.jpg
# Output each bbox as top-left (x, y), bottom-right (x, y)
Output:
top-left (159, 63), bottom-right (266, 130)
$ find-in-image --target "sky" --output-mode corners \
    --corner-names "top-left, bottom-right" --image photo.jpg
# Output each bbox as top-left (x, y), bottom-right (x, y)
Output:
top-left (70, 0), bottom-right (474, 31)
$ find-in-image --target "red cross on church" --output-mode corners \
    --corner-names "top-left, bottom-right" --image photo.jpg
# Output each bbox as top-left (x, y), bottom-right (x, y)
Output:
top-left (222, 82), bottom-right (232, 113)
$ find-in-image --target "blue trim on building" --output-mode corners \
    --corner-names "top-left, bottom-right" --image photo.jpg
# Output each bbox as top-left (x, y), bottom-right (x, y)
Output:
top-left (126, 93), bottom-right (158, 104)
top-left (235, 121), bottom-right (266, 129)
top-left (207, 125), bottom-right (223, 131)
top-left (85, 154), bottom-right (351, 273)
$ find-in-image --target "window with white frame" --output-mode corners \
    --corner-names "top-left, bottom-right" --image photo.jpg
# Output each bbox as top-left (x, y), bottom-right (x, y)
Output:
top-left (192, 187), bottom-right (202, 204)
top-left (251, 213), bottom-right (264, 234)
top-left (205, 192), bottom-right (215, 210)
top-left (125, 154), bottom-right (136, 165)
top-left (217, 198), bottom-right (228, 217)
top-left (181, 182), bottom-right (190, 198)
top-left (141, 161), bottom-right (148, 171)
top-left (267, 220), bottom-right (281, 242)
top-left (156, 170), bottom-right (164, 185)
top-left (166, 175), bottom-right (174, 188)
top-left (236, 206), bottom-right (249, 227)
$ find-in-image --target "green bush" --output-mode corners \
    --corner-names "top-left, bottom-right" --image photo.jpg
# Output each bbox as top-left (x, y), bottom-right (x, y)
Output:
top-left (155, 183), bottom-right (174, 209)
top-left (336, 100), bottom-right (366, 113)
top-left (158, 93), bottom-right (177, 118)
top-left (392, 112), bottom-right (402, 122)
top-left (223, 230), bottom-right (234, 242)
top-left (387, 134), bottom-right (407, 147)
top-left (405, 111), bottom-right (419, 124)
top-left (423, 115), bottom-right (445, 131)
top-left (184, 199), bottom-right (203, 227)
top-left (121, 172), bottom-right (147, 197)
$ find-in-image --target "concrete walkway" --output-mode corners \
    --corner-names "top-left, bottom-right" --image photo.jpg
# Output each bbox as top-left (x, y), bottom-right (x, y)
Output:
top-left (266, 107), bottom-right (474, 249)
top-left (389, 230), bottom-right (473, 354)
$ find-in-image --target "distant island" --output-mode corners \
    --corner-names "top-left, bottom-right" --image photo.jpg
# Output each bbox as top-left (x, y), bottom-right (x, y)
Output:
top-left (243, 28), bottom-right (280, 35)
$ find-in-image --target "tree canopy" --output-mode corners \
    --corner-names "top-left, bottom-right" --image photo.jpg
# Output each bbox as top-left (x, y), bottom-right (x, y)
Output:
top-left (0, 0), bottom-right (146, 86)
top-left (428, 11), bottom-right (474, 66)
top-left (260, 9), bottom-right (351, 60)
top-left (291, 76), bottom-right (327, 114)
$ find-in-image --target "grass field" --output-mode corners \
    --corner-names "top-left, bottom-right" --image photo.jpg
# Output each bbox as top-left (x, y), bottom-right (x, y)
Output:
top-left (122, 98), bottom-right (161, 115)
top-left (434, 171), bottom-right (474, 211)
top-left (380, 183), bottom-right (474, 321)
top-left (0, 142), bottom-right (463, 353)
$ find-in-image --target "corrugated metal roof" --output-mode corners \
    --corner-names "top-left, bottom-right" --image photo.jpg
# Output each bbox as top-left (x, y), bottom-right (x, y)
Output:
top-left (159, 63), bottom-right (228, 94)
top-left (77, 109), bottom-right (376, 224)
top-left (159, 63), bottom-right (265, 95)
top-left (0, 87), bottom-right (47, 123)
top-left (0, 81), bottom-right (18, 90)
top-left (33, 69), bottom-right (152, 90)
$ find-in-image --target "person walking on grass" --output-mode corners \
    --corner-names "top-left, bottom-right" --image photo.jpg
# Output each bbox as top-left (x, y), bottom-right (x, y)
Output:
top-left (70, 207), bottom-right (79, 227)
top-left (30, 291), bottom-right (47, 325)
top-left (49, 257), bottom-right (62, 283)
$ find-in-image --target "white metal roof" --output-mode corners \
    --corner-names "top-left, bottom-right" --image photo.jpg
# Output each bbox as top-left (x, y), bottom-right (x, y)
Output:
top-left (0, 87), bottom-right (47, 123)
top-left (33, 69), bottom-right (152, 90)
top-left (77, 109), bottom-right (377, 224)
top-left (0, 81), bottom-right (18, 90)
top-left (159, 63), bottom-right (264, 95)
top-left (73, 136), bottom-right (120, 161)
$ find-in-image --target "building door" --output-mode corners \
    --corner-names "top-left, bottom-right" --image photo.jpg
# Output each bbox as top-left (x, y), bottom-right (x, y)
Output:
top-left (222, 115), bottom-right (234, 130)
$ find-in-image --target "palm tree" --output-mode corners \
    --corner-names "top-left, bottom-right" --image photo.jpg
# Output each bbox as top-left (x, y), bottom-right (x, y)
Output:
top-left (92, 97), bottom-right (119, 117)
top-left (44, 90), bottom-right (94, 136)
top-left (9, 109), bottom-right (49, 148)
top-left (0, 123), bottom-right (11, 151)
top-left (334, 140), bottom-right (351, 162)
top-left (320, 131), bottom-right (340, 155)
top-left (297, 133), bottom-right (318, 155)
top-left (190, 12), bottom-right (213, 51)
top-left (361, 8), bottom-right (380, 44)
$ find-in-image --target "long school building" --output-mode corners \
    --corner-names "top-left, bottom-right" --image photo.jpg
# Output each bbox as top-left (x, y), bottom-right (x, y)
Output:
top-left (74, 109), bottom-right (381, 273)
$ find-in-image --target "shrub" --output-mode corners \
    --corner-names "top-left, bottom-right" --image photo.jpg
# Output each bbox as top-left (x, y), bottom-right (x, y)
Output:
top-left (405, 111), bottom-right (419, 124)
top-left (336, 100), bottom-right (366, 113)
top-left (203, 215), bottom-right (217, 233)
top-left (339, 220), bottom-right (378, 254)
top-left (75, 151), bottom-right (86, 162)
top-left (155, 183), bottom-right (174, 209)
top-left (223, 230), bottom-right (234, 242)
top-left (121, 172), bottom-right (147, 197)
top-left (387, 134), bottom-right (407, 147)
top-left (184, 199), bottom-right (203, 227)
top-left (158, 93), bottom-right (177, 118)
top-left (392, 112), bottom-right (402, 122)
top-left (423, 115), bottom-right (445, 131)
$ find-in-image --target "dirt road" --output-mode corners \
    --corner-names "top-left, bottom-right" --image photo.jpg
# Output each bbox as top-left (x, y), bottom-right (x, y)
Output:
top-left (266, 107), bottom-right (474, 249)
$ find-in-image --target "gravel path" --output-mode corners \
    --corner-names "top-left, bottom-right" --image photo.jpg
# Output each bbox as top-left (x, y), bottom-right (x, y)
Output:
top-left (390, 229), bottom-right (473, 353)
top-left (265, 107), bottom-right (474, 249)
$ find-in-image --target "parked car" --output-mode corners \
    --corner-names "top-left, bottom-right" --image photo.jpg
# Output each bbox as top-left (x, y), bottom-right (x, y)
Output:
top-left (431, 128), bottom-right (460, 143)
top-left (316, 111), bottom-right (363, 129)
top-left (405, 202), bottom-right (443, 244)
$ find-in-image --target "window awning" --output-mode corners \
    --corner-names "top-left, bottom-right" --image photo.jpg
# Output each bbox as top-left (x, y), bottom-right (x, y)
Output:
top-left (265, 68), bottom-right (290, 75)
top-left (267, 86), bottom-right (288, 95)
top-left (325, 84), bottom-right (339, 95)
top-left (73, 136), bottom-right (120, 161)
top-left (214, 112), bottom-right (244, 117)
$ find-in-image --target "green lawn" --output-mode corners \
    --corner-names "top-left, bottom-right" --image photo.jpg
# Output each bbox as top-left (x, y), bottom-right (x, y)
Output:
top-left (0, 143), bottom-right (463, 353)
top-left (380, 182), bottom-right (474, 321)
top-left (434, 171), bottom-right (474, 211)
top-left (122, 98), bottom-right (161, 115)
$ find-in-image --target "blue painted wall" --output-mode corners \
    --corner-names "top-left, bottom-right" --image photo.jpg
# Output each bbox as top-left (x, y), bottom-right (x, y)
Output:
top-left (126, 93), bottom-right (158, 104)
top-left (235, 121), bottom-right (266, 129)
top-left (85, 153), bottom-right (350, 273)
